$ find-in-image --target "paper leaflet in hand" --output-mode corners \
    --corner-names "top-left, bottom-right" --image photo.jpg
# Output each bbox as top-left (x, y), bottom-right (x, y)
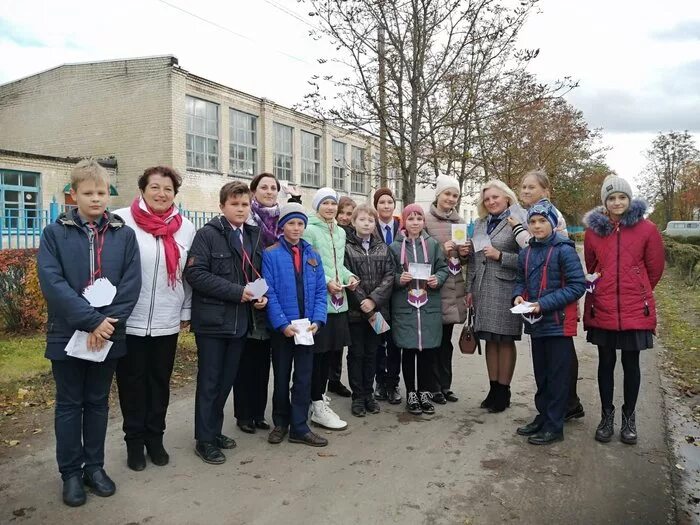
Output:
top-left (369, 312), bottom-right (390, 334)
top-left (451, 224), bottom-right (467, 245)
top-left (244, 278), bottom-right (268, 300)
top-left (341, 280), bottom-right (360, 288)
top-left (509, 204), bottom-right (528, 225)
top-left (82, 278), bottom-right (116, 307)
top-left (291, 318), bottom-right (314, 346)
top-left (585, 273), bottom-right (600, 294)
top-left (64, 330), bottom-right (112, 362)
top-left (510, 302), bottom-right (536, 314)
top-left (471, 234), bottom-right (491, 252)
top-left (408, 262), bottom-right (432, 280)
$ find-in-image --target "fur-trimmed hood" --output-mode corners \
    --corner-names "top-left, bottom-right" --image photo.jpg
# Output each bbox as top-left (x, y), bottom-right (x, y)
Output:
top-left (583, 199), bottom-right (647, 237)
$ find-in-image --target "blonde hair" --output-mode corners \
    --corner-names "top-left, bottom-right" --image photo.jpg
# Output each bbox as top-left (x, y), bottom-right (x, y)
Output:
top-left (476, 179), bottom-right (519, 219)
top-left (351, 203), bottom-right (378, 222)
top-left (70, 159), bottom-right (110, 191)
top-left (522, 169), bottom-right (551, 191)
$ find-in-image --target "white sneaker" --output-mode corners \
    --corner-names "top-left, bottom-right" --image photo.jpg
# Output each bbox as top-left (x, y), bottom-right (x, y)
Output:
top-left (322, 395), bottom-right (348, 429)
top-left (311, 399), bottom-right (348, 430)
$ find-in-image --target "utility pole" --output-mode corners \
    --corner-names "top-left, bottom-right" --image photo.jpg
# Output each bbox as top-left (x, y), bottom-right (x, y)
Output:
top-left (378, 19), bottom-right (387, 187)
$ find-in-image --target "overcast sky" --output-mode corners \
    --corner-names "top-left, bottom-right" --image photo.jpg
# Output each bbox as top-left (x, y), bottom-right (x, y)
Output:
top-left (1, 0), bottom-right (699, 191)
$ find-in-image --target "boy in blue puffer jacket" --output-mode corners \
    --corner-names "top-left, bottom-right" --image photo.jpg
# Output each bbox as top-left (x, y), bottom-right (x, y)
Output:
top-left (512, 200), bottom-right (585, 446)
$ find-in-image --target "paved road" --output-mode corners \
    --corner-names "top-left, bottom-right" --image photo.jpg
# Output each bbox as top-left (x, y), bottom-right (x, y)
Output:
top-left (0, 328), bottom-right (677, 525)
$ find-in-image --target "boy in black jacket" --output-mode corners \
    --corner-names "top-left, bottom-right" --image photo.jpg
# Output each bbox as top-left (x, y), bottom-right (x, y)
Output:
top-left (184, 181), bottom-right (267, 465)
top-left (344, 204), bottom-right (395, 416)
top-left (38, 159), bottom-right (141, 507)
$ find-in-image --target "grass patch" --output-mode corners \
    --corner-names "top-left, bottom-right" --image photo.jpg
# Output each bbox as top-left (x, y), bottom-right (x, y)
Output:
top-left (0, 333), bottom-right (50, 383)
top-left (655, 267), bottom-right (700, 396)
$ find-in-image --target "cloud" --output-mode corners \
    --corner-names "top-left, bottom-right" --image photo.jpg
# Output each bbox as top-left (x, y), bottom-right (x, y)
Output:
top-left (654, 20), bottom-right (700, 41)
top-left (0, 17), bottom-right (46, 47)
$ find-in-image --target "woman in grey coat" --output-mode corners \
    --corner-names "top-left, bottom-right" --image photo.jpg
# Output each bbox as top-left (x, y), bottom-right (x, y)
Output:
top-left (466, 180), bottom-right (523, 413)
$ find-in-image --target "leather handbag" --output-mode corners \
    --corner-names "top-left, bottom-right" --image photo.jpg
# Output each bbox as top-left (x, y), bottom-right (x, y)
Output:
top-left (459, 306), bottom-right (481, 355)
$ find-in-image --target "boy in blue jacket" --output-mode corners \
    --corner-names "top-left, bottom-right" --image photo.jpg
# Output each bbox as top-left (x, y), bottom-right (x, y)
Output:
top-left (38, 159), bottom-right (141, 507)
top-left (262, 202), bottom-right (329, 447)
top-left (512, 200), bottom-right (585, 445)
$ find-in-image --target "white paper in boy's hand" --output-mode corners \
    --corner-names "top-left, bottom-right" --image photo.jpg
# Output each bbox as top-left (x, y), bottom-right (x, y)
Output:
top-left (82, 278), bottom-right (116, 307)
top-left (471, 234), bottom-right (492, 252)
top-left (291, 318), bottom-right (314, 346)
top-left (510, 301), bottom-right (536, 314)
top-left (244, 278), bottom-right (269, 300)
top-left (408, 262), bottom-right (432, 280)
top-left (64, 331), bottom-right (112, 362)
top-left (369, 312), bottom-right (391, 334)
top-left (451, 224), bottom-right (468, 245)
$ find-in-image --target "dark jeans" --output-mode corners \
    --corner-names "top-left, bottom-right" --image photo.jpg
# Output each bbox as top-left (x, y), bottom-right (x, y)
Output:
top-left (434, 324), bottom-right (455, 392)
top-left (531, 337), bottom-right (573, 434)
top-left (329, 349), bottom-right (344, 384)
top-left (116, 334), bottom-right (178, 443)
top-left (234, 338), bottom-right (271, 425)
top-left (311, 351), bottom-right (332, 401)
top-left (402, 348), bottom-right (436, 393)
top-left (270, 333), bottom-right (313, 436)
top-left (568, 346), bottom-right (582, 411)
top-left (52, 358), bottom-right (117, 480)
top-left (347, 322), bottom-right (380, 399)
top-left (376, 330), bottom-right (401, 388)
top-left (194, 335), bottom-right (243, 443)
top-left (597, 346), bottom-right (641, 413)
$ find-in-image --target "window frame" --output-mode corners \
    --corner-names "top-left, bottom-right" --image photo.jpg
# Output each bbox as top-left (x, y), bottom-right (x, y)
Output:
top-left (331, 140), bottom-right (346, 191)
top-left (229, 108), bottom-right (258, 178)
top-left (350, 145), bottom-right (367, 194)
top-left (0, 169), bottom-right (41, 231)
top-left (301, 131), bottom-right (321, 187)
top-left (185, 95), bottom-right (220, 171)
top-left (273, 122), bottom-right (294, 182)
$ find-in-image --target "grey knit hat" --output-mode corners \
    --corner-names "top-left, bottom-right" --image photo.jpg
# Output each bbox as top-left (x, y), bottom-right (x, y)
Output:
top-left (278, 202), bottom-right (308, 228)
top-left (601, 176), bottom-right (633, 204)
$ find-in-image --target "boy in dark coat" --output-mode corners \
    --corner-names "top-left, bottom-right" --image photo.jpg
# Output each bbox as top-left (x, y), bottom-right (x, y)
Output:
top-left (512, 200), bottom-right (586, 445)
top-left (184, 181), bottom-right (267, 465)
top-left (38, 159), bottom-right (141, 507)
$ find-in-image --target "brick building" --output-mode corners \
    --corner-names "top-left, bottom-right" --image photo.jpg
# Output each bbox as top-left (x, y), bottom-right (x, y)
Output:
top-left (0, 55), bottom-right (401, 212)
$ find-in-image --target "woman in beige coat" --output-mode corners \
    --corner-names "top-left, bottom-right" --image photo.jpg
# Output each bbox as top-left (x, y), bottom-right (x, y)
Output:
top-left (424, 175), bottom-right (470, 404)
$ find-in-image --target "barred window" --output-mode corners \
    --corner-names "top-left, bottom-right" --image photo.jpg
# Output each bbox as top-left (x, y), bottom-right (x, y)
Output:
top-left (351, 146), bottom-right (366, 194)
top-left (301, 131), bottom-right (321, 187)
top-left (229, 109), bottom-right (257, 177)
top-left (332, 140), bottom-right (346, 191)
top-left (273, 123), bottom-right (293, 181)
top-left (186, 96), bottom-right (219, 170)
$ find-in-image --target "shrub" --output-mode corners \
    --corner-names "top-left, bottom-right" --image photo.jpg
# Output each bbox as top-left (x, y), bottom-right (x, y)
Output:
top-left (663, 237), bottom-right (700, 287)
top-left (0, 249), bottom-right (46, 333)
top-left (569, 231), bottom-right (585, 243)
top-left (664, 235), bottom-right (700, 246)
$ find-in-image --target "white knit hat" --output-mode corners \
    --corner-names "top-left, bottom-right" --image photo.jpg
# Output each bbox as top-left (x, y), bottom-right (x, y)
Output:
top-left (312, 187), bottom-right (338, 211)
top-left (600, 176), bottom-right (633, 204)
top-left (435, 175), bottom-right (460, 198)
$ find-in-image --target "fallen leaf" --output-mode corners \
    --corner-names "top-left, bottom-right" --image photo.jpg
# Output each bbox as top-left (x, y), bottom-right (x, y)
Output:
top-left (317, 452), bottom-right (336, 457)
top-left (675, 463), bottom-right (685, 470)
top-left (16, 388), bottom-right (29, 400)
top-left (8, 440), bottom-right (19, 447)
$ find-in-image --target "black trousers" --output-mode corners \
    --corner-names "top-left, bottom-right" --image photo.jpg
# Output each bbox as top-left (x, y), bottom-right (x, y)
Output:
top-left (568, 346), bottom-right (581, 411)
top-left (311, 351), bottom-right (332, 401)
top-left (597, 346), bottom-right (641, 413)
top-left (434, 324), bottom-right (455, 392)
top-left (376, 330), bottom-right (402, 388)
top-left (329, 349), bottom-right (344, 384)
top-left (194, 335), bottom-right (244, 443)
top-left (402, 348), bottom-right (436, 393)
top-left (531, 337), bottom-right (573, 434)
top-left (347, 322), bottom-right (380, 399)
top-left (234, 338), bottom-right (271, 425)
top-left (52, 358), bottom-right (117, 480)
top-left (116, 334), bottom-right (178, 443)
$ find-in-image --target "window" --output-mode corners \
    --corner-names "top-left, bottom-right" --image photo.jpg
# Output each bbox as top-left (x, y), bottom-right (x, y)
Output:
top-left (229, 109), bottom-right (258, 177)
top-left (301, 131), bottom-right (321, 187)
top-left (0, 170), bottom-right (40, 230)
top-left (186, 96), bottom-right (219, 170)
top-left (332, 140), bottom-right (346, 191)
top-left (273, 123), bottom-right (293, 181)
top-left (351, 146), bottom-right (366, 194)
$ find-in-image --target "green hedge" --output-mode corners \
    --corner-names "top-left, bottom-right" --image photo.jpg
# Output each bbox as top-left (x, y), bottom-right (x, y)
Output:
top-left (663, 236), bottom-right (700, 287)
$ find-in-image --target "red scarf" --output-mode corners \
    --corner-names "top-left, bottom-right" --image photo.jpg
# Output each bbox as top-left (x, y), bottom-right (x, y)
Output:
top-left (130, 198), bottom-right (183, 288)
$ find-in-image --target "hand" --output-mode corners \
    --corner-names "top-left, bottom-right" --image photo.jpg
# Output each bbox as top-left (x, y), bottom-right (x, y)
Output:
top-left (308, 323), bottom-right (319, 335)
top-left (466, 293), bottom-right (473, 308)
top-left (443, 240), bottom-right (456, 253)
top-left (399, 271), bottom-right (413, 285)
top-left (531, 302), bottom-right (541, 313)
top-left (180, 320), bottom-right (191, 331)
top-left (327, 280), bottom-right (343, 294)
top-left (253, 296), bottom-right (268, 310)
top-left (360, 298), bottom-right (376, 313)
top-left (483, 246), bottom-right (501, 261)
top-left (457, 243), bottom-right (471, 257)
top-left (514, 296), bottom-right (524, 305)
top-left (507, 216), bottom-right (520, 228)
top-left (94, 317), bottom-right (118, 340)
top-left (241, 288), bottom-right (256, 302)
top-left (87, 332), bottom-right (105, 351)
top-left (427, 275), bottom-right (438, 289)
top-left (346, 276), bottom-right (360, 291)
top-left (286, 184), bottom-right (301, 197)
top-left (283, 325), bottom-right (298, 338)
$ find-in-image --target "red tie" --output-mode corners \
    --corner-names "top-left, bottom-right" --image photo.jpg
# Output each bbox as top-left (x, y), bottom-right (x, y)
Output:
top-left (291, 245), bottom-right (301, 274)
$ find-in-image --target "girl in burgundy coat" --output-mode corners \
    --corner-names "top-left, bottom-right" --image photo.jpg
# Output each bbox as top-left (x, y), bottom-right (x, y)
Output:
top-left (583, 176), bottom-right (665, 446)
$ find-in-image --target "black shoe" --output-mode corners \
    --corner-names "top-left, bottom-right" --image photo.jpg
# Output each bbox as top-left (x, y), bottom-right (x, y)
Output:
top-left (406, 391), bottom-right (422, 415)
top-left (195, 441), bottom-right (226, 464)
top-left (288, 431), bottom-right (328, 447)
top-left (126, 440), bottom-right (146, 471)
top-left (83, 468), bottom-right (116, 497)
top-left (528, 431), bottom-right (564, 445)
top-left (595, 406), bottom-right (615, 443)
top-left (237, 422), bottom-right (256, 434)
top-left (365, 395), bottom-right (381, 414)
top-left (329, 381), bottom-right (352, 398)
top-left (351, 398), bottom-right (366, 417)
top-left (375, 384), bottom-right (389, 401)
top-left (565, 403), bottom-right (585, 422)
top-left (480, 381), bottom-right (497, 409)
top-left (145, 436), bottom-right (169, 466)
top-left (254, 420), bottom-right (271, 431)
top-left (62, 475), bottom-right (86, 507)
top-left (215, 434), bottom-right (237, 449)
top-left (268, 426), bottom-right (288, 444)
top-left (387, 386), bottom-right (402, 404)
top-left (432, 392), bottom-right (447, 405)
top-left (516, 418), bottom-right (544, 436)
top-left (419, 391), bottom-right (435, 414)
top-left (443, 390), bottom-right (459, 403)
top-left (620, 406), bottom-right (637, 445)
top-left (488, 383), bottom-right (509, 413)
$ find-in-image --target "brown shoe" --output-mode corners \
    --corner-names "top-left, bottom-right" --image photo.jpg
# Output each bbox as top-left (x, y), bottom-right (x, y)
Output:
top-left (288, 431), bottom-right (328, 447)
top-left (268, 426), bottom-right (288, 444)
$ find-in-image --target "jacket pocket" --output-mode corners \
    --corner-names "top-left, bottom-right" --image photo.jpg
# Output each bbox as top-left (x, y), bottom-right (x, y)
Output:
top-left (211, 252), bottom-right (232, 275)
top-left (194, 296), bottom-right (226, 326)
top-left (495, 268), bottom-right (516, 281)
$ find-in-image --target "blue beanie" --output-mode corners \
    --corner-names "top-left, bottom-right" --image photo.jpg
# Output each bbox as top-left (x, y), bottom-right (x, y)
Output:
top-left (527, 199), bottom-right (559, 231)
top-left (278, 202), bottom-right (308, 228)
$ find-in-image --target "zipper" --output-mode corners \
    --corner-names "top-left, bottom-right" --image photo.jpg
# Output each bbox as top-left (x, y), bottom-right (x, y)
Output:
top-left (146, 237), bottom-right (160, 335)
top-left (616, 225), bottom-right (621, 331)
top-left (87, 227), bottom-right (96, 285)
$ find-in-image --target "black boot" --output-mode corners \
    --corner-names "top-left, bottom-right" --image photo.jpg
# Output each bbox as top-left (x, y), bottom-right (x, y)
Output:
top-left (480, 381), bottom-right (497, 409)
top-left (126, 440), bottom-right (146, 471)
top-left (145, 435), bottom-right (169, 466)
top-left (620, 406), bottom-right (637, 445)
top-left (594, 406), bottom-right (615, 443)
top-left (488, 383), bottom-right (509, 413)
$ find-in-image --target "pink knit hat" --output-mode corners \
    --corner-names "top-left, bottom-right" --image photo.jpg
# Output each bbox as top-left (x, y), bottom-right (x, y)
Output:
top-left (401, 203), bottom-right (425, 226)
